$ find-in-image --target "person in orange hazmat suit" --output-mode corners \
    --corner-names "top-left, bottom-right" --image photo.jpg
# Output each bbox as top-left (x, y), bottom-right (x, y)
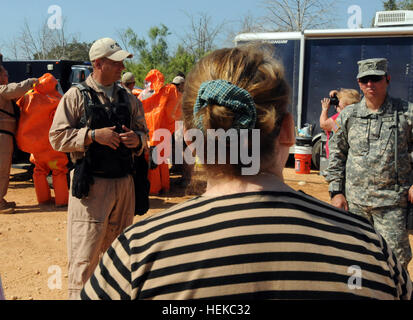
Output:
top-left (168, 75), bottom-right (193, 187)
top-left (16, 73), bottom-right (69, 207)
top-left (140, 69), bottom-right (180, 195)
top-left (132, 88), bottom-right (142, 99)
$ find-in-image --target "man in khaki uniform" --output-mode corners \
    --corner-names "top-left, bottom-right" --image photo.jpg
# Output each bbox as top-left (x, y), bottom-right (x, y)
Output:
top-left (0, 65), bottom-right (37, 214)
top-left (49, 38), bottom-right (148, 299)
top-left (121, 72), bottom-right (136, 92)
top-left (121, 71), bottom-right (149, 135)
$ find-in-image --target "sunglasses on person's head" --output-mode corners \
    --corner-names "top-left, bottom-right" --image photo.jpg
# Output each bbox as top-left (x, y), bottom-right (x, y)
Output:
top-left (358, 75), bottom-right (385, 84)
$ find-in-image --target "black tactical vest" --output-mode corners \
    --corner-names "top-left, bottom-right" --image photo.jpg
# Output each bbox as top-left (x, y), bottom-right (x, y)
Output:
top-left (75, 82), bottom-right (133, 178)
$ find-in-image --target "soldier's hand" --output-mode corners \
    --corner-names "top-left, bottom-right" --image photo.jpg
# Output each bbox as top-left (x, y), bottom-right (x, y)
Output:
top-left (95, 126), bottom-right (120, 150)
top-left (408, 185), bottom-right (413, 203)
top-left (331, 194), bottom-right (348, 211)
top-left (120, 125), bottom-right (141, 148)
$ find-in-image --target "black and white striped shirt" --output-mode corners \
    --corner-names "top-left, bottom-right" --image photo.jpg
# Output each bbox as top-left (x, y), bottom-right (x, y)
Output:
top-left (81, 190), bottom-right (412, 300)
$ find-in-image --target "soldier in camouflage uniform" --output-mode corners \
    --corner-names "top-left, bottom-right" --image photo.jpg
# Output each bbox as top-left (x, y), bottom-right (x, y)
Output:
top-left (326, 58), bottom-right (413, 268)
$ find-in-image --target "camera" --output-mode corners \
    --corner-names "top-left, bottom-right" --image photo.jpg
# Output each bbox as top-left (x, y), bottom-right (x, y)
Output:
top-left (329, 94), bottom-right (339, 107)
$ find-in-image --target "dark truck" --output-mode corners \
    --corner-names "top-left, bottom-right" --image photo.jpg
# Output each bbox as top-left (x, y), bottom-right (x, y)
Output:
top-left (234, 10), bottom-right (413, 170)
top-left (2, 59), bottom-right (92, 94)
top-left (1, 59), bottom-right (92, 167)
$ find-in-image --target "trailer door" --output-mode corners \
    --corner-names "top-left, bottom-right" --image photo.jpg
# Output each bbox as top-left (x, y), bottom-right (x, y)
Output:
top-left (270, 39), bottom-right (301, 123)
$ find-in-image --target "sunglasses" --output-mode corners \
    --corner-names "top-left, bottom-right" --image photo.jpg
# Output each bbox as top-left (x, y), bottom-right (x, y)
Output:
top-left (358, 75), bottom-right (385, 84)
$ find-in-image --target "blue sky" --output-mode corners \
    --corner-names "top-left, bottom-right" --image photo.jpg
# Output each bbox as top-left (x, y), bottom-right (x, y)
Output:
top-left (0, 0), bottom-right (386, 59)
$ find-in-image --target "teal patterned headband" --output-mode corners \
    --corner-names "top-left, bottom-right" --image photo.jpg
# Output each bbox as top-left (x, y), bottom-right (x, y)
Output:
top-left (193, 80), bottom-right (257, 131)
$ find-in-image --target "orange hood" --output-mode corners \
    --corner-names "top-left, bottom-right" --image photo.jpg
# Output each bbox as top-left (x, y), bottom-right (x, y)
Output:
top-left (34, 73), bottom-right (59, 95)
top-left (144, 69), bottom-right (164, 95)
top-left (16, 73), bottom-right (62, 154)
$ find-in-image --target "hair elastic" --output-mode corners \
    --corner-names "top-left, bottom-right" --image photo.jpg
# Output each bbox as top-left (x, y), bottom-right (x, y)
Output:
top-left (193, 80), bottom-right (257, 131)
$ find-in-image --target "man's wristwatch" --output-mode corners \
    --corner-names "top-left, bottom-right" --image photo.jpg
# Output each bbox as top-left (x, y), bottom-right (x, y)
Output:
top-left (91, 129), bottom-right (96, 142)
top-left (329, 191), bottom-right (343, 199)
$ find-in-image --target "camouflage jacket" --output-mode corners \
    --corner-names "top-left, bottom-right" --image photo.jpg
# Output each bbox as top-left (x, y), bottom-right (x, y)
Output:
top-left (326, 95), bottom-right (413, 207)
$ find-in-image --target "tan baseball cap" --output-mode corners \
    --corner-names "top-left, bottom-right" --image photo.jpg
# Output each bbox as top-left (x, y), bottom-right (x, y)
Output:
top-left (122, 72), bottom-right (135, 83)
top-left (89, 38), bottom-right (133, 62)
top-left (357, 58), bottom-right (388, 79)
top-left (172, 76), bottom-right (185, 85)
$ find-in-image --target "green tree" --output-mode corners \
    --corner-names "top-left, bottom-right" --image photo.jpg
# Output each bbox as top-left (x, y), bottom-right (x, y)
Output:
top-left (383, 0), bottom-right (399, 10)
top-left (120, 25), bottom-right (171, 86)
top-left (34, 41), bottom-right (92, 60)
top-left (383, 0), bottom-right (413, 10)
top-left (123, 60), bottom-right (147, 88)
top-left (398, 0), bottom-right (413, 9)
top-left (126, 25), bottom-right (170, 70)
top-left (165, 46), bottom-right (195, 81)
top-left (9, 17), bottom-right (85, 60)
top-left (120, 25), bottom-right (196, 87)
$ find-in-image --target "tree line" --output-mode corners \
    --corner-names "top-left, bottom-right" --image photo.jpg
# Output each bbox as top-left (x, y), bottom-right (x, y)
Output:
top-left (384, 0), bottom-right (413, 10)
top-left (2, 1), bottom-right (411, 86)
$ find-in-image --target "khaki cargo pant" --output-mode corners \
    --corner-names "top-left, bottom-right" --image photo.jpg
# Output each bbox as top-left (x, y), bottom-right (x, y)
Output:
top-left (348, 202), bottom-right (412, 269)
top-left (67, 172), bottom-right (135, 300)
top-left (0, 133), bottom-right (13, 203)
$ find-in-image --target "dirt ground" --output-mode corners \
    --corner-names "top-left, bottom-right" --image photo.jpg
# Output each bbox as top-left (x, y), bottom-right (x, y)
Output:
top-left (1, 166), bottom-right (412, 300)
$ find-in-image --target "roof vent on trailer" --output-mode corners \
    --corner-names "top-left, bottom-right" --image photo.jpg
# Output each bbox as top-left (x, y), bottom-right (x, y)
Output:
top-left (374, 10), bottom-right (413, 27)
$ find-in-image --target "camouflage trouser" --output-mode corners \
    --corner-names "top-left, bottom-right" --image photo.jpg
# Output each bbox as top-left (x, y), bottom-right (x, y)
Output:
top-left (348, 202), bottom-right (412, 269)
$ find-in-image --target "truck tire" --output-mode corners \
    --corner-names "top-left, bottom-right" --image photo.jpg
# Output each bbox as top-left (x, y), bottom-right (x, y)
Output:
top-left (312, 139), bottom-right (322, 170)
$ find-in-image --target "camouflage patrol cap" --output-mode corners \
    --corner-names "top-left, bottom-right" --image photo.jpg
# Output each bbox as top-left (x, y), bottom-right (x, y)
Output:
top-left (357, 58), bottom-right (388, 79)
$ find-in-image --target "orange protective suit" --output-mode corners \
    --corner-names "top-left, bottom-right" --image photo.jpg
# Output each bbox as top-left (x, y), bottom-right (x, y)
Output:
top-left (16, 73), bottom-right (69, 206)
top-left (132, 88), bottom-right (142, 99)
top-left (140, 70), bottom-right (181, 195)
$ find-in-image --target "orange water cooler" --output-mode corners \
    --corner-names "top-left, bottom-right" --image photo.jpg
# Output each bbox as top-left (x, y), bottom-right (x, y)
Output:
top-left (294, 137), bottom-right (312, 174)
